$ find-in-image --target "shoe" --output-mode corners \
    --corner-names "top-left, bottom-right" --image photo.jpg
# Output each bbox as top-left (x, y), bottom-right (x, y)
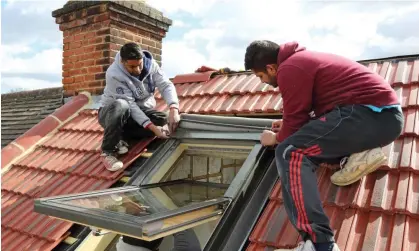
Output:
top-left (101, 152), bottom-right (124, 171)
top-left (116, 140), bottom-right (129, 155)
top-left (331, 147), bottom-right (387, 186)
top-left (275, 241), bottom-right (315, 251)
top-left (275, 240), bottom-right (340, 251)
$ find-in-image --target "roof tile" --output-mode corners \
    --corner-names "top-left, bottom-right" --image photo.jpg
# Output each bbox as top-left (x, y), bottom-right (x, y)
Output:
top-left (207, 95), bottom-right (228, 114)
top-left (222, 74), bottom-right (247, 94)
top-left (404, 109), bottom-right (419, 135)
top-left (248, 203), bottom-right (419, 251)
top-left (265, 94), bottom-right (283, 113)
top-left (231, 95), bottom-right (251, 113)
top-left (1, 228), bottom-right (69, 251)
top-left (190, 96), bottom-right (211, 114)
top-left (182, 97), bottom-right (201, 114)
top-left (241, 95), bottom-right (261, 113)
top-left (254, 94), bottom-right (274, 113)
top-left (196, 96), bottom-right (216, 113)
top-left (157, 73), bottom-right (282, 116)
top-left (1, 107), bottom-right (153, 251)
top-left (1, 144), bottom-right (24, 168)
top-left (172, 71), bottom-right (215, 84)
top-left (219, 95), bottom-right (239, 114)
top-left (273, 168), bottom-right (419, 216)
top-left (411, 60), bottom-right (419, 83)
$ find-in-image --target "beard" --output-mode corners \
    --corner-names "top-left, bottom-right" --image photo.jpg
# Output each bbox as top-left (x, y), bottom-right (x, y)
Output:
top-left (268, 75), bottom-right (277, 87)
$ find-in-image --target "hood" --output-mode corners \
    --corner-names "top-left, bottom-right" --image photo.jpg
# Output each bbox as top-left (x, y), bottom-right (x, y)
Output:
top-left (277, 41), bottom-right (306, 65)
top-left (115, 50), bottom-right (153, 81)
top-left (138, 50), bottom-right (153, 81)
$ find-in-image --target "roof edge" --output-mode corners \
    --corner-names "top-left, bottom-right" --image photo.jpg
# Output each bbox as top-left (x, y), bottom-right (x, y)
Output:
top-left (1, 87), bottom-right (63, 99)
top-left (358, 54), bottom-right (419, 64)
top-left (1, 92), bottom-right (92, 172)
top-left (170, 53), bottom-right (419, 84)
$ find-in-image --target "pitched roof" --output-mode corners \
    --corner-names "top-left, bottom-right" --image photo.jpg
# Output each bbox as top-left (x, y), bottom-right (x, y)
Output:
top-left (157, 70), bottom-right (282, 116)
top-left (247, 56), bottom-right (419, 250)
top-left (1, 87), bottom-right (64, 148)
top-left (1, 94), bottom-right (153, 251)
top-left (0, 68), bottom-right (280, 251)
top-left (2, 54), bottom-right (417, 251)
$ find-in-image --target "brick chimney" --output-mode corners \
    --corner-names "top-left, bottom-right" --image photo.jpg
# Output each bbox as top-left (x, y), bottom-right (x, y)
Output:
top-left (52, 1), bottom-right (172, 97)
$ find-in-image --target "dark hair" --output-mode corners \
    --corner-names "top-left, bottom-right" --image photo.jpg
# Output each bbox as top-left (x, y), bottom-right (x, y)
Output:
top-left (120, 42), bottom-right (144, 60)
top-left (244, 40), bottom-right (279, 71)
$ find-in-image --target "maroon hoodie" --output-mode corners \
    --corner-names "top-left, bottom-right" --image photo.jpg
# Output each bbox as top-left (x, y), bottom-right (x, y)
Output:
top-left (275, 42), bottom-right (399, 142)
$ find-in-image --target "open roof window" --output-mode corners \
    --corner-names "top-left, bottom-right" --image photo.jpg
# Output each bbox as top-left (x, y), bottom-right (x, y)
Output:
top-left (36, 180), bottom-right (229, 241)
top-left (34, 114), bottom-right (271, 244)
top-left (153, 143), bottom-right (253, 184)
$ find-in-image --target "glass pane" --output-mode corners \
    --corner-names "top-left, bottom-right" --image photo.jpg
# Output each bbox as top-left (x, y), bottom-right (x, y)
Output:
top-left (164, 147), bottom-right (250, 184)
top-left (56, 181), bottom-right (227, 217)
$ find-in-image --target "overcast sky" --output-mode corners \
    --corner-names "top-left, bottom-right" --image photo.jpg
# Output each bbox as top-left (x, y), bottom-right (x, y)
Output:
top-left (1, 0), bottom-right (419, 93)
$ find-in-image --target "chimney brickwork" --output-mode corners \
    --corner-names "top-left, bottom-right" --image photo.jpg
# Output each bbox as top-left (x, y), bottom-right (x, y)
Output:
top-left (52, 1), bottom-right (172, 97)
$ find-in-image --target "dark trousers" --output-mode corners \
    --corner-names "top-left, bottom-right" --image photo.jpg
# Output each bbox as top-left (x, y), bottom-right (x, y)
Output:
top-left (275, 105), bottom-right (403, 243)
top-left (98, 99), bottom-right (167, 153)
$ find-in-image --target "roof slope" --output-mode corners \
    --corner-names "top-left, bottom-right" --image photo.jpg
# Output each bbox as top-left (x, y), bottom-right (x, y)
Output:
top-left (156, 70), bottom-right (283, 116)
top-left (247, 57), bottom-right (419, 250)
top-left (1, 55), bottom-right (416, 251)
top-left (1, 103), bottom-right (153, 251)
top-left (1, 87), bottom-right (64, 148)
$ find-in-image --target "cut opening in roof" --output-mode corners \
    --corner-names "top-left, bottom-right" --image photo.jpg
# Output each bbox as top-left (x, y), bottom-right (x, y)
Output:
top-left (34, 114), bottom-right (271, 251)
top-left (150, 143), bottom-right (254, 184)
top-left (162, 146), bottom-right (249, 185)
top-left (34, 143), bottom-right (257, 246)
top-left (35, 141), bottom-right (260, 249)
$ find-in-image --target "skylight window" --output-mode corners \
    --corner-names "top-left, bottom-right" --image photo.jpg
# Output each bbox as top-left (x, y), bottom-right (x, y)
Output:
top-left (152, 144), bottom-right (253, 184)
top-left (34, 114), bottom-right (271, 248)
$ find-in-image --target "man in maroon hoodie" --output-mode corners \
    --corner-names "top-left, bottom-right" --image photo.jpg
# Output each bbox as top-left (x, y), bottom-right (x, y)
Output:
top-left (244, 41), bottom-right (403, 251)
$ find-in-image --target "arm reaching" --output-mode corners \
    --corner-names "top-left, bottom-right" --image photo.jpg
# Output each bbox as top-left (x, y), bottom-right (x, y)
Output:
top-left (152, 61), bottom-right (180, 132)
top-left (152, 61), bottom-right (179, 109)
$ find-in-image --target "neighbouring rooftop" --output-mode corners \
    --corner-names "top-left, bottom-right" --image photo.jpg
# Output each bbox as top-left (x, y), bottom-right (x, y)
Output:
top-left (1, 87), bottom-right (63, 148)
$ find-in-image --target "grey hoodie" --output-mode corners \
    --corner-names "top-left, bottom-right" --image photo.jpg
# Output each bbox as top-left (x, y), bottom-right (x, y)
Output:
top-left (100, 50), bottom-right (179, 128)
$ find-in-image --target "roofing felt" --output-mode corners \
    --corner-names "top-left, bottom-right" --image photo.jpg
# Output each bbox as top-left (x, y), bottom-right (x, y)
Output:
top-left (247, 58), bottom-right (419, 250)
top-left (1, 102), bottom-right (153, 251)
top-left (1, 87), bottom-right (63, 148)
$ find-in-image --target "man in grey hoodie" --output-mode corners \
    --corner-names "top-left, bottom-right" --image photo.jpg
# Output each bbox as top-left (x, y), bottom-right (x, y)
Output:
top-left (98, 42), bottom-right (180, 171)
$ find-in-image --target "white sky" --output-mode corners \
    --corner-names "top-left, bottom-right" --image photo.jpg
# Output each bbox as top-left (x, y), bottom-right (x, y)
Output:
top-left (1, 0), bottom-right (419, 93)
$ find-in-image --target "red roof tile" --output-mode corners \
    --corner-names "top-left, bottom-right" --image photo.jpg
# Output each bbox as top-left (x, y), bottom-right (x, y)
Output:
top-left (172, 71), bottom-right (216, 84)
top-left (1, 227), bottom-right (69, 251)
top-left (157, 72), bottom-right (281, 115)
top-left (247, 58), bottom-right (419, 250)
top-left (1, 105), bottom-right (153, 251)
top-left (1, 93), bottom-right (90, 169)
top-left (249, 203), bottom-right (419, 251)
